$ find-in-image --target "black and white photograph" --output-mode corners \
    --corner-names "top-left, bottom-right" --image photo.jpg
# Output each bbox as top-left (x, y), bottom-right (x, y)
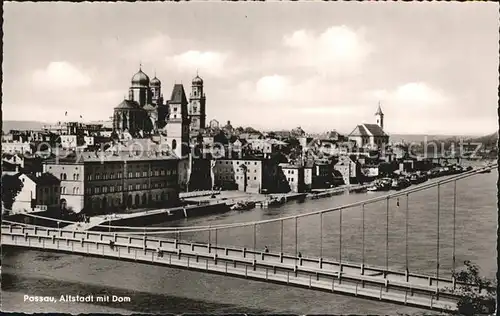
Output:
top-left (1, 2), bottom-right (498, 315)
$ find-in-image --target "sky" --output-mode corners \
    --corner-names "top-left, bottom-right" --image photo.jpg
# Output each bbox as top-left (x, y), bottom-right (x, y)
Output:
top-left (3, 2), bottom-right (499, 136)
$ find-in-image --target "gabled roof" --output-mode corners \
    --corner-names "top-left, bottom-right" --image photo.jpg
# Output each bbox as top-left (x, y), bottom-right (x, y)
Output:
top-left (349, 125), bottom-right (369, 137)
top-left (169, 84), bottom-right (188, 104)
top-left (349, 124), bottom-right (388, 137)
top-left (363, 124), bottom-right (388, 137)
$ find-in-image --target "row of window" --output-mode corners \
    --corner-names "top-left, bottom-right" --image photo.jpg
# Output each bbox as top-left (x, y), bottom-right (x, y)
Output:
top-left (37, 195), bottom-right (58, 205)
top-left (86, 169), bottom-right (177, 181)
top-left (285, 170), bottom-right (296, 174)
top-left (217, 168), bottom-right (258, 174)
top-left (59, 173), bottom-right (81, 181)
top-left (218, 160), bottom-right (259, 166)
top-left (84, 182), bottom-right (174, 195)
top-left (217, 175), bottom-right (258, 181)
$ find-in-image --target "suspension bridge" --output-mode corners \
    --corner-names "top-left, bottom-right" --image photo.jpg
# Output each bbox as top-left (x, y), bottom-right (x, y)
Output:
top-left (2, 164), bottom-right (497, 312)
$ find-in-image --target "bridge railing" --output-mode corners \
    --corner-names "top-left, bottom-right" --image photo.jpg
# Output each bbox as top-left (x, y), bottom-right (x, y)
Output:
top-left (1, 222), bottom-right (461, 312)
top-left (1, 221), bottom-right (479, 292)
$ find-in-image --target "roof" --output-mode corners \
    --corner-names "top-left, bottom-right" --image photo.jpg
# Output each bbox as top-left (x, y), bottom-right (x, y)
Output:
top-left (114, 99), bottom-right (142, 110)
top-left (363, 124), bottom-right (388, 137)
top-left (44, 147), bottom-right (179, 164)
top-left (375, 104), bottom-right (384, 115)
top-left (143, 104), bottom-right (157, 112)
top-left (170, 84), bottom-right (188, 104)
top-left (131, 68), bottom-right (150, 87)
top-left (150, 76), bottom-right (161, 86)
top-left (23, 172), bottom-right (60, 186)
top-left (192, 75), bottom-right (203, 85)
top-left (279, 163), bottom-right (302, 169)
top-left (2, 160), bottom-right (19, 171)
top-left (349, 124), bottom-right (388, 137)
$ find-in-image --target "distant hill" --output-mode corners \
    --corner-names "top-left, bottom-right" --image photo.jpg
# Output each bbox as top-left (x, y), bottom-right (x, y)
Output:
top-left (466, 131), bottom-right (498, 147)
top-left (389, 134), bottom-right (472, 144)
top-left (2, 120), bottom-right (49, 134)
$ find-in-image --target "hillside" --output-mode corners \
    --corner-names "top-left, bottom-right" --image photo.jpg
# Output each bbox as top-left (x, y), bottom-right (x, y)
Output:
top-left (466, 131), bottom-right (498, 147)
top-left (389, 134), bottom-right (466, 144)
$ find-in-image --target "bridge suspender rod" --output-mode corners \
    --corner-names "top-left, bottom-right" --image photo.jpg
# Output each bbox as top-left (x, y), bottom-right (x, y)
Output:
top-left (362, 204), bottom-right (365, 267)
top-left (385, 197), bottom-right (389, 276)
top-left (452, 180), bottom-right (457, 276)
top-left (295, 217), bottom-right (298, 257)
top-left (339, 208), bottom-right (342, 267)
top-left (405, 194), bottom-right (409, 274)
top-left (253, 223), bottom-right (256, 260)
top-left (208, 225), bottom-right (211, 245)
top-left (215, 228), bottom-right (218, 250)
top-left (280, 219), bottom-right (283, 254)
top-left (436, 184), bottom-right (440, 287)
top-left (320, 212), bottom-right (323, 259)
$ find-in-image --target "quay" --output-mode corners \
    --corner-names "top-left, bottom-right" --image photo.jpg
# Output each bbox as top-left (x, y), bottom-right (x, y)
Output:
top-left (9, 203), bottom-right (230, 232)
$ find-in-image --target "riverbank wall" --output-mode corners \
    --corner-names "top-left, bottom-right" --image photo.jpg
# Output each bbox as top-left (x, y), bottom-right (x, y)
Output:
top-left (90, 202), bottom-right (230, 231)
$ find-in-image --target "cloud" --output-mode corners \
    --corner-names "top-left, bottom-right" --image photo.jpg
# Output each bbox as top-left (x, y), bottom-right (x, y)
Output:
top-left (32, 62), bottom-right (91, 89)
top-left (282, 26), bottom-right (372, 76)
top-left (365, 82), bottom-right (451, 113)
top-left (167, 50), bottom-right (230, 77)
top-left (121, 34), bottom-right (172, 63)
top-left (255, 75), bottom-right (291, 101)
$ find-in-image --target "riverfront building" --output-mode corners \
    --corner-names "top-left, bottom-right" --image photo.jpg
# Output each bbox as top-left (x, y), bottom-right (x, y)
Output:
top-left (212, 157), bottom-right (285, 193)
top-left (279, 163), bottom-right (305, 193)
top-left (42, 149), bottom-right (180, 214)
top-left (11, 172), bottom-right (61, 214)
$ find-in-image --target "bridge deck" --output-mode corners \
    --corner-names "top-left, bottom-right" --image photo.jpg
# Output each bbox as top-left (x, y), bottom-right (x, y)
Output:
top-left (1, 224), bottom-right (461, 312)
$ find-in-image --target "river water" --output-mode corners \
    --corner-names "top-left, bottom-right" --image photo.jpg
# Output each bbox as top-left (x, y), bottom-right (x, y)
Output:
top-left (2, 169), bottom-right (497, 314)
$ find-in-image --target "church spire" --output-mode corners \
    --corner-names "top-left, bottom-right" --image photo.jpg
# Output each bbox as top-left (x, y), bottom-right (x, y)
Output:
top-left (375, 101), bottom-right (384, 130)
top-left (375, 101), bottom-right (384, 115)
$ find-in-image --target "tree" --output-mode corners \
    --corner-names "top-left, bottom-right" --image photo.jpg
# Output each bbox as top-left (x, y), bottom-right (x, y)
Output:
top-left (1, 174), bottom-right (24, 211)
top-left (447, 260), bottom-right (496, 315)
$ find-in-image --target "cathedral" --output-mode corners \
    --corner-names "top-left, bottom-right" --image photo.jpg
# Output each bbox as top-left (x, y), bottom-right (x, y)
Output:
top-left (113, 66), bottom-right (207, 142)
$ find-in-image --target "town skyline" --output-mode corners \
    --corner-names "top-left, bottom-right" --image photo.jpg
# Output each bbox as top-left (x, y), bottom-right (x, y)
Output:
top-left (3, 2), bottom-right (498, 135)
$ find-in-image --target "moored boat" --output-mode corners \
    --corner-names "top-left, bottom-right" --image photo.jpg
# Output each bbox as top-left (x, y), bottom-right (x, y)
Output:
top-left (230, 201), bottom-right (256, 211)
top-left (368, 179), bottom-right (391, 192)
top-left (392, 177), bottom-right (411, 190)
